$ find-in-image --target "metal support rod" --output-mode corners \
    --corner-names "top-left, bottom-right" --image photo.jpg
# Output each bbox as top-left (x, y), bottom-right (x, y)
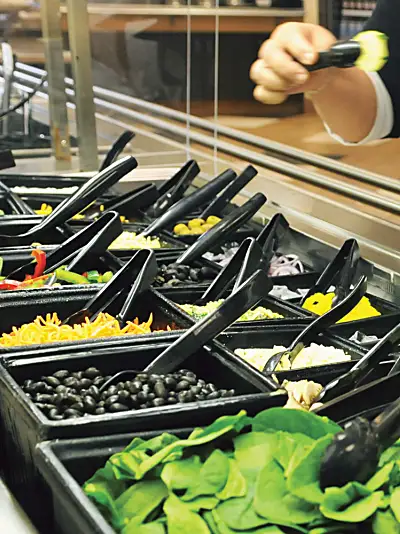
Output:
top-left (39, 0), bottom-right (72, 169)
top-left (65, 0), bottom-right (98, 171)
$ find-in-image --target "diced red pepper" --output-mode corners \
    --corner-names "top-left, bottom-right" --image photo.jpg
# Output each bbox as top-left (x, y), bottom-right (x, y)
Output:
top-left (0, 279), bottom-right (21, 290)
top-left (31, 249), bottom-right (47, 279)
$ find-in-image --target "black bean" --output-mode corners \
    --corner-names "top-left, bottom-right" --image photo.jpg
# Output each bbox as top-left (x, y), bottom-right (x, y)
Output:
top-left (137, 391), bottom-right (149, 403)
top-left (77, 378), bottom-right (92, 390)
top-left (206, 391), bottom-right (220, 400)
top-left (176, 380), bottom-right (190, 392)
top-left (53, 370), bottom-right (69, 380)
top-left (225, 389), bottom-right (235, 397)
top-left (64, 377), bottom-right (78, 389)
top-left (177, 391), bottom-right (192, 403)
top-left (48, 409), bottom-right (63, 421)
top-left (129, 382), bottom-right (141, 394)
top-left (142, 384), bottom-right (151, 394)
top-left (83, 396), bottom-right (96, 413)
top-left (207, 383), bottom-right (217, 393)
top-left (152, 398), bottom-right (166, 407)
top-left (139, 403), bottom-right (149, 410)
top-left (190, 386), bottom-right (202, 395)
top-left (136, 373), bottom-right (149, 382)
top-left (95, 407), bottom-right (106, 415)
top-left (183, 371), bottom-right (197, 379)
top-left (130, 395), bottom-right (139, 408)
top-left (201, 388), bottom-right (209, 396)
top-left (55, 385), bottom-right (68, 394)
top-left (106, 385), bottom-right (118, 397)
top-left (83, 367), bottom-right (101, 379)
top-left (108, 403), bottom-right (129, 413)
top-left (33, 381), bottom-right (47, 394)
top-left (100, 391), bottom-right (109, 401)
top-left (167, 397), bottom-right (178, 404)
top-left (105, 395), bottom-right (119, 408)
top-left (87, 386), bottom-right (100, 400)
top-left (35, 394), bottom-right (53, 403)
top-left (176, 271), bottom-right (187, 281)
top-left (70, 402), bottom-right (84, 413)
top-left (154, 382), bottom-right (168, 399)
top-left (184, 376), bottom-right (197, 386)
top-left (197, 379), bottom-right (206, 387)
top-left (164, 376), bottom-right (177, 390)
top-left (44, 376), bottom-right (60, 388)
top-left (195, 394), bottom-right (206, 401)
top-left (147, 393), bottom-right (155, 401)
top-left (43, 384), bottom-right (54, 394)
top-left (64, 408), bottom-right (81, 418)
top-left (148, 374), bottom-right (160, 385)
top-left (93, 376), bottom-right (105, 387)
top-left (118, 391), bottom-right (130, 403)
top-left (98, 401), bottom-right (105, 408)
top-left (52, 393), bottom-right (64, 406)
top-left (201, 267), bottom-right (215, 279)
top-left (116, 382), bottom-right (125, 391)
top-left (71, 371), bottom-right (83, 380)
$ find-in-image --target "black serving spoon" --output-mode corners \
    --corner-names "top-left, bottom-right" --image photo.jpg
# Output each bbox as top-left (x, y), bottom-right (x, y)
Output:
top-left (313, 323), bottom-right (400, 405)
top-left (63, 248), bottom-right (157, 326)
top-left (0, 156), bottom-right (137, 246)
top-left (319, 393), bottom-right (400, 489)
top-left (262, 276), bottom-right (368, 375)
top-left (99, 130), bottom-right (135, 172)
top-left (43, 212), bottom-right (123, 286)
top-left (175, 193), bottom-right (267, 265)
top-left (200, 165), bottom-right (257, 220)
top-left (148, 160), bottom-right (201, 218)
top-left (140, 167), bottom-right (237, 238)
top-left (143, 269), bottom-right (280, 390)
top-left (5, 211), bottom-right (122, 281)
top-left (300, 239), bottom-right (361, 307)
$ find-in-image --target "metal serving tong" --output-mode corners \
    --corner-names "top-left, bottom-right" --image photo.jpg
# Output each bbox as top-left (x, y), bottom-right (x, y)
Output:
top-left (313, 322), bottom-right (400, 404)
top-left (0, 156), bottom-right (137, 246)
top-left (175, 193), bottom-right (267, 265)
top-left (319, 391), bottom-right (400, 489)
top-left (200, 165), bottom-right (258, 220)
top-left (300, 239), bottom-right (362, 307)
top-left (147, 160), bottom-right (201, 218)
top-left (5, 211), bottom-right (123, 281)
top-left (99, 130), bottom-right (135, 172)
top-left (63, 248), bottom-right (157, 326)
top-left (263, 276), bottom-right (368, 375)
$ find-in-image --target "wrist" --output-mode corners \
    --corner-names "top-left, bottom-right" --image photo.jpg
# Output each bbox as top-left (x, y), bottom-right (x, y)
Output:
top-left (304, 68), bottom-right (338, 101)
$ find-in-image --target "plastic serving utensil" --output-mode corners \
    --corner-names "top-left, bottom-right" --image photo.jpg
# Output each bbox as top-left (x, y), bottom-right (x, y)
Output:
top-left (148, 160), bottom-right (201, 218)
top-left (176, 193), bottom-right (267, 265)
top-left (0, 150), bottom-right (15, 172)
top-left (256, 213), bottom-right (290, 268)
top-left (0, 156), bottom-right (137, 245)
top-left (44, 211), bottom-right (123, 285)
top-left (141, 167), bottom-right (236, 237)
top-left (63, 249), bottom-right (156, 326)
top-left (99, 130), bottom-right (135, 172)
top-left (144, 269), bottom-right (281, 382)
top-left (314, 323), bottom-right (400, 404)
top-left (319, 394), bottom-right (400, 489)
top-left (300, 239), bottom-right (361, 306)
top-left (262, 276), bottom-right (368, 374)
top-left (200, 165), bottom-right (257, 219)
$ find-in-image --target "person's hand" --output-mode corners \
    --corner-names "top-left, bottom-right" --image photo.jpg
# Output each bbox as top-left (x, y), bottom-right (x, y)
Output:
top-left (250, 22), bottom-right (337, 105)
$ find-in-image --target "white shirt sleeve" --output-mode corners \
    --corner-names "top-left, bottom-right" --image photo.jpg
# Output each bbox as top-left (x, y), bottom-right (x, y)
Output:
top-left (324, 71), bottom-right (394, 145)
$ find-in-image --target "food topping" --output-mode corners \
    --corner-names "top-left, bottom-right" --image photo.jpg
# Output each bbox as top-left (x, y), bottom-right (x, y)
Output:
top-left (22, 367), bottom-right (235, 420)
top-left (234, 343), bottom-right (351, 371)
top-left (283, 379), bottom-right (324, 411)
top-left (109, 231), bottom-right (163, 250)
top-left (154, 263), bottom-right (216, 287)
top-left (179, 300), bottom-right (284, 321)
top-left (11, 186), bottom-right (78, 195)
top-left (174, 215), bottom-right (221, 235)
top-left (303, 292), bottom-right (381, 322)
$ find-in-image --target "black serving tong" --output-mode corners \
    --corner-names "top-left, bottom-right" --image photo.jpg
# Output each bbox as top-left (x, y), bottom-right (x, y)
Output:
top-left (200, 165), bottom-right (257, 220)
top-left (147, 160), bottom-right (201, 218)
top-left (256, 213), bottom-right (290, 267)
top-left (175, 193), bottom-right (267, 265)
top-left (84, 183), bottom-right (159, 220)
top-left (0, 149), bottom-right (15, 171)
top-left (0, 156), bottom-right (137, 245)
top-left (43, 212), bottom-right (123, 286)
top-left (99, 130), bottom-right (135, 172)
top-left (262, 276), bottom-right (368, 375)
top-left (140, 167), bottom-right (238, 237)
top-left (63, 248), bottom-right (157, 326)
top-left (144, 269), bottom-right (280, 386)
top-left (5, 211), bottom-right (123, 281)
top-left (300, 239), bottom-right (361, 307)
top-left (313, 322), bottom-right (400, 405)
top-left (319, 392), bottom-right (400, 489)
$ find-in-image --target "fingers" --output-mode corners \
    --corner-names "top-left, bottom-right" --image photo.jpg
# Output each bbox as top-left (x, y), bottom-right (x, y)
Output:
top-left (258, 39), bottom-right (310, 85)
top-left (253, 85), bottom-right (287, 105)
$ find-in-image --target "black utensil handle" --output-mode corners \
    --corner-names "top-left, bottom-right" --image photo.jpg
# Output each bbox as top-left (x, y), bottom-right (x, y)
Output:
top-left (143, 168), bottom-right (236, 237)
top-left (117, 250), bottom-right (158, 324)
top-left (233, 239), bottom-right (267, 293)
top-left (201, 165), bottom-right (257, 219)
top-left (144, 268), bottom-right (272, 375)
top-left (150, 160), bottom-right (201, 218)
top-left (291, 276), bottom-right (368, 348)
top-left (177, 193), bottom-right (267, 265)
top-left (332, 241), bottom-right (360, 305)
top-left (99, 370), bottom-right (141, 393)
top-left (0, 150), bottom-right (15, 171)
top-left (300, 239), bottom-right (361, 305)
top-left (199, 237), bottom-right (260, 304)
top-left (372, 395), bottom-right (400, 449)
top-left (157, 160), bottom-right (200, 197)
top-left (66, 213), bottom-right (122, 273)
top-left (100, 183), bottom-right (159, 214)
top-left (388, 356), bottom-right (400, 378)
top-left (298, 42), bottom-right (361, 72)
top-left (99, 130), bottom-right (135, 172)
top-left (25, 156), bottom-right (138, 234)
top-left (44, 212), bottom-right (121, 272)
top-left (256, 213), bottom-right (289, 267)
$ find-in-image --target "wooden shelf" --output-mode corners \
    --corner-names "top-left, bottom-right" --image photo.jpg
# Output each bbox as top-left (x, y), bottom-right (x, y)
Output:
top-left (0, 37), bottom-right (71, 65)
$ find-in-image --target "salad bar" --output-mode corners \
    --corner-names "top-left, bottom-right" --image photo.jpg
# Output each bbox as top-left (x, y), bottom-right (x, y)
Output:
top-left (0, 144), bottom-right (398, 534)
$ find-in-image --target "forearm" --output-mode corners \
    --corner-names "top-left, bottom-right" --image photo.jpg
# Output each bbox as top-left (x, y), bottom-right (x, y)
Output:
top-left (309, 68), bottom-right (377, 143)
